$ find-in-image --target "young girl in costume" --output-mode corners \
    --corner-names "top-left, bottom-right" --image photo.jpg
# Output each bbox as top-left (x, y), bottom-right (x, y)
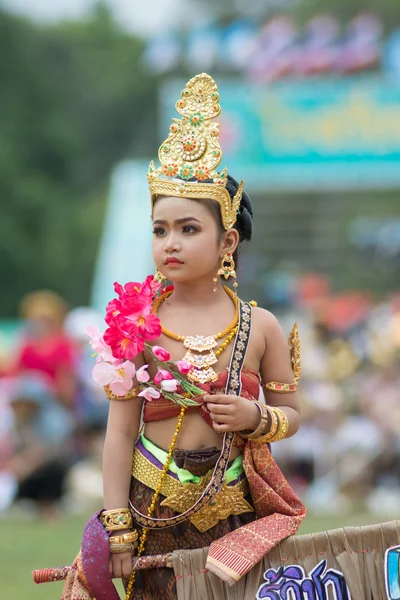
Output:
top-left (58, 73), bottom-right (305, 600)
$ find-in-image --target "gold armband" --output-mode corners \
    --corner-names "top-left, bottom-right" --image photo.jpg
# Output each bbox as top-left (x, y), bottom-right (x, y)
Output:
top-left (109, 543), bottom-right (135, 554)
top-left (267, 407), bottom-right (289, 442)
top-left (109, 530), bottom-right (138, 545)
top-left (239, 402), bottom-right (267, 440)
top-left (240, 406), bottom-right (289, 443)
top-left (104, 384), bottom-right (142, 401)
top-left (240, 405), bottom-right (280, 443)
top-left (100, 508), bottom-right (133, 531)
top-left (264, 322), bottom-right (301, 394)
top-left (253, 406), bottom-right (279, 443)
top-left (264, 381), bottom-right (298, 393)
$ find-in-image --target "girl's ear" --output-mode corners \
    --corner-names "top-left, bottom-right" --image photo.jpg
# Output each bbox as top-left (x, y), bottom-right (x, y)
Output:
top-left (220, 228), bottom-right (239, 257)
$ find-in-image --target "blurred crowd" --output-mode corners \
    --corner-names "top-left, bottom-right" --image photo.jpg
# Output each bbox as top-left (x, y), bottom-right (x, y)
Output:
top-left (267, 272), bottom-right (400, 517)
top-left (0, 277), bottom-right (399, 520)
top-left (144, 12), bottom-right (400, 81)
top-left (0, 291), bottom-right (108, 518)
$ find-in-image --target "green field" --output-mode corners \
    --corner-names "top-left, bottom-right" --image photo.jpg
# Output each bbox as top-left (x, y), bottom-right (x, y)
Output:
top-left (0, 512), bottom-right (391, 600)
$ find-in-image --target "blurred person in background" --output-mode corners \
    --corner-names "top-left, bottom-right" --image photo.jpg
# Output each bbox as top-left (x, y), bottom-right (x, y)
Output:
top-left (64, 306), bottom-right (109, 425)
top-left (294, 14), bottom-right (340, 77)
top-left (0, 379), bottom-right (16, 511)
top-left (1, 374), bottom-right (73, 518)
top-left (247, 15), bottom-right (299, 83)
top-left (337, 12), bottom-right (382, 73)
top-left (65, 418), bottom-right (105, 514)
top-left (8, 290), bottom-right (78, 410)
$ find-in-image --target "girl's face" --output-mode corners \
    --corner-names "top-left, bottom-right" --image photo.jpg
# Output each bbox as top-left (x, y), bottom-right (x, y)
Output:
top-left (152, 196), bottom-right (224, 283)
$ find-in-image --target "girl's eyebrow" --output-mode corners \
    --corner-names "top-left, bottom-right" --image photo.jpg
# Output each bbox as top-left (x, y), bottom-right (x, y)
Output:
top-left (153, 217), bottom-right (202, 225)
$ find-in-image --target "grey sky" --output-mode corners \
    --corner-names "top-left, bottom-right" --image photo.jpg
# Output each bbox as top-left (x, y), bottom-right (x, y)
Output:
top-left (0, 0), bottom-right (189, 36)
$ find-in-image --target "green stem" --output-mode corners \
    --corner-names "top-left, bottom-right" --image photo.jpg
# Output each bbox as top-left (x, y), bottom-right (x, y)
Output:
top-left (144, 344), bottom-right (204, 398)
top-left (140, 382), bottom-right (199, 407)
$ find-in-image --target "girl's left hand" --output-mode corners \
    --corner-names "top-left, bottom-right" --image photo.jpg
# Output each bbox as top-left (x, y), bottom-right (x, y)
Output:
top-left (203, 394), bottom-right (261, 433)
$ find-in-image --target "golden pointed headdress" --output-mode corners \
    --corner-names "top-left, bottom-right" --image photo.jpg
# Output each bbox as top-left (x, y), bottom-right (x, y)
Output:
top-left (148, 73), bottom-right (244, 230)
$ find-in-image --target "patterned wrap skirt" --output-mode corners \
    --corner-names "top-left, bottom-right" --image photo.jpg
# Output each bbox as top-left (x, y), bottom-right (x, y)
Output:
top-left (127, 434), bottom-right (256, 600)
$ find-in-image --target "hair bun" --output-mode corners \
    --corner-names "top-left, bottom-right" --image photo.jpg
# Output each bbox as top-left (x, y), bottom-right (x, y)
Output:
top-left (226, 175), bottom-right (253, 242)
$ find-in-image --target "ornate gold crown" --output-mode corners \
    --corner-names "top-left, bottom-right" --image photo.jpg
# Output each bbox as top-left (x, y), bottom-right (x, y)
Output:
top-left (147, 73), bottom-right (244, 230)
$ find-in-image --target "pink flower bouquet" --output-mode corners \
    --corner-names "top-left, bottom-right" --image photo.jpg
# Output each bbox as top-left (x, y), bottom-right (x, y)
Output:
top-left (88, 276), bottom-right (203, 407)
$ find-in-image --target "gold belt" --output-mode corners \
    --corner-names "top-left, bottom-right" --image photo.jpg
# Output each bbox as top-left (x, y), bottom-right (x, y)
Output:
top-left (131, 446), bottom-right (253, 532)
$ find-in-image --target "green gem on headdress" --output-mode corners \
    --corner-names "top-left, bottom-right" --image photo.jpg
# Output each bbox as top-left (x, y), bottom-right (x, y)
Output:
top-left (190, 112), bottom-right (204, 127)
top-left (179, 164), bottom-right (194, 180)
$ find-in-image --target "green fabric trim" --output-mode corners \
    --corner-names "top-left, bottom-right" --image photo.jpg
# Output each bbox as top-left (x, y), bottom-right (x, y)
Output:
top-left (140, 434), bottom-right (243, 485)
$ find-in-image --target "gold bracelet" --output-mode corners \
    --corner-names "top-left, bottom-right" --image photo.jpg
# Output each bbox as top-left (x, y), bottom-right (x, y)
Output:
top-left (238, 402), bottom-right (269, 440)
top-left (100, 508), bottom-right (133, 531)
top-left (109, 542), bottom-right (135, 554)
top-left (250, 406), bottom-right (279, 443)
top-left (264, 381), bottom-right (298, 393)
top-left (104, 384), bottom-right (142, 401)
top-left (109, 530), bottom-right (138, 545)
top-left (268, 407), bottom-right (289, 442)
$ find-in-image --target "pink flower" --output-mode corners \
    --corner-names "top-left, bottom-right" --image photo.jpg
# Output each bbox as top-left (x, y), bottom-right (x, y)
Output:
top-left (175, 360), bottom-right (193, 374)
top-left (138, 387), bottom-right (161, 401)
top-left (124, 276), bottom-right (156, 298)
top-left (152, 346), bottom-right (171, 362)
top-left (92, 360), bottom-right (136, 397)
top-left (116, 281), bottom-right (161, 342)
top-left (113, 281), bottom-right (127, 298)
top-left (136, 365), bottom-right (150, 383)
top-left (121, 279), bottom-right (153, 314)
top-left (104, 319), bottom-right (144, 360)
top-left (122, 293), bottom-right (152, 320)
top-left (137, 313), bottom-right (161, 340)
top-left (154, 369), bottom-right (174, 385)
top-left (92, 361), bottom-right (115, 386)
top-left (121, 312), bottom-right (161, 341)
top-left (120, 281), bottom-right (141, 297)
top-left (105, 298), bottom-right (122, 326)
top-left (161, 379), bottom-right (179, 393)
top-left (86, 326), bottom-right (120, 365)
top-left (138, 275), bottom-right (155, 297)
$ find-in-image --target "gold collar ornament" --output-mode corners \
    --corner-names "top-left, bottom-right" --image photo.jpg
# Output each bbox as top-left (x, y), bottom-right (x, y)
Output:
top-left (148, 73), bottom-right (244, 230)
top-left (152, 285), bottom-right (239, 384)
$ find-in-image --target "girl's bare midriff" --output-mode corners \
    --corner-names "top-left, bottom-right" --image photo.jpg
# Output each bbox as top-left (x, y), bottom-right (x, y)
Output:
top-left (143, 326), bottom-right (263, 458)
top-left (144, 410), bottom-right (242, 459)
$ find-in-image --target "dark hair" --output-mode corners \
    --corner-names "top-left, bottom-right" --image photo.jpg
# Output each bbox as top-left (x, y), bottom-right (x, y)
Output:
top-left (191, 174), bottom-right (253, 265)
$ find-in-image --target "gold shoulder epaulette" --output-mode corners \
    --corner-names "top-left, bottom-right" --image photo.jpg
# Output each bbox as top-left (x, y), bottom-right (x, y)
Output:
top-left (263, 322), bottom-right (301, 393)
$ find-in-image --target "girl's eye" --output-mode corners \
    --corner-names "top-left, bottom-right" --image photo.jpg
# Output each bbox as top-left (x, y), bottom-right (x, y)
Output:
top-left (182, 225), bottom-right (198, 234)
top-left (153, 227), bottom-right (166, 236)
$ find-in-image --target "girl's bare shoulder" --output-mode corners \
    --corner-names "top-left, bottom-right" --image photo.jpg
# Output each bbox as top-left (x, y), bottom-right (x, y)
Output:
top-left (251, 306), bottom-right (286, 347)
top-left (252, 305), bottom-right (281, 329)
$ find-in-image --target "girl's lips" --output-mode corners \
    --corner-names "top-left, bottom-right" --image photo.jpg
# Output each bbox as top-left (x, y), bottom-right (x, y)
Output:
top-left (165, 258), bottom-right (183, 265)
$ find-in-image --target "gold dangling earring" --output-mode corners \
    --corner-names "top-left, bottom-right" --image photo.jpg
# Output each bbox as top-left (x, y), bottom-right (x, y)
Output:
top-left (213, 275), bottom-right (219, 293)
top-left (155, 268), bottom-right (167, 284)
top-left (217, 252), bottom-right (238, 295)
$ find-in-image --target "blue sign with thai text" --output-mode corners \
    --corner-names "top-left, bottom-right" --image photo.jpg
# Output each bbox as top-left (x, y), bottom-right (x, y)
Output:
top-left (256, 561), bottom-right (351, 600)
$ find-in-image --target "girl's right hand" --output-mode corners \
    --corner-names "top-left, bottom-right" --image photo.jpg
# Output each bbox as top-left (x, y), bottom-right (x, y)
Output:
top-left (109, 551), bottom-right (133, 580)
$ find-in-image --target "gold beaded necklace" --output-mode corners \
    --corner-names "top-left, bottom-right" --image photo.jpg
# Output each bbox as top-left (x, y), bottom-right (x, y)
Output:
top-left (152, 286), bottom-right (239, 384)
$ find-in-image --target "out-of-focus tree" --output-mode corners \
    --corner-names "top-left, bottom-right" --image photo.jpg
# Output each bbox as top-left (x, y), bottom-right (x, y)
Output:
top-left (0, 4), bottom-right (157, 316)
